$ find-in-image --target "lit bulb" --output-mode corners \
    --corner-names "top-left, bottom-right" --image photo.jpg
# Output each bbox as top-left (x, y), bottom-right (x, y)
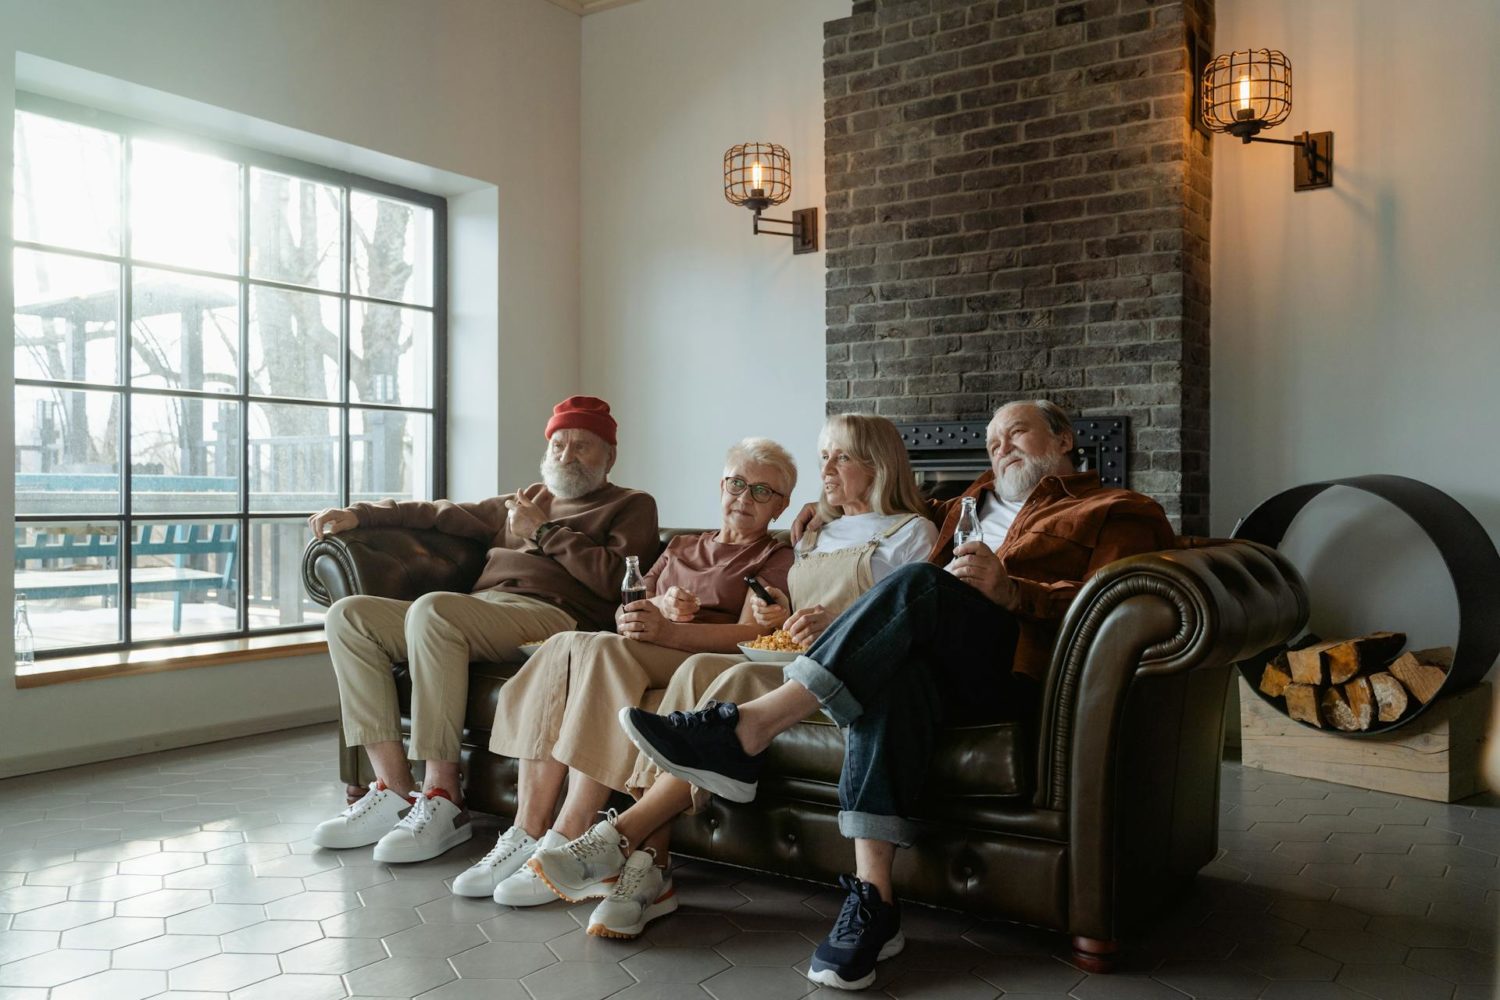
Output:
top-left (1235, 74), bottom-right (1254, 121)
top-left (751, 161), bottom-right (763, 191)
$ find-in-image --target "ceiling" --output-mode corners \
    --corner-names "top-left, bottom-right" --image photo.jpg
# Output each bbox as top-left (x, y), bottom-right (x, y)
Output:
top-left (542, 0), bottom-right (644, 14)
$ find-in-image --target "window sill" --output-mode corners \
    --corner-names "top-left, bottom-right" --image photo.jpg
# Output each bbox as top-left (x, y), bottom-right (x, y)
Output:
top-left (15, 634), bottom-right (329, 689)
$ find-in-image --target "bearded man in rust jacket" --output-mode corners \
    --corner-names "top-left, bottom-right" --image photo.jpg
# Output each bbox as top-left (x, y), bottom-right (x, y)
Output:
top-left (305, 395), bottom-right (658, 866)
top-left (620, 399), bottom-right (1174, 992)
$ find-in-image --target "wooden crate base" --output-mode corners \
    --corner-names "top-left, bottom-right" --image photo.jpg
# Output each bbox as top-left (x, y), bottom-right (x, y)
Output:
top-left (1238, 678), bottom-right (1492, 802)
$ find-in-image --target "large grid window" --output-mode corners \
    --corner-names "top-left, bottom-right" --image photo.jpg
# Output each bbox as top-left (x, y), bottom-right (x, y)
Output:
top-left (12, 97), bottom-right (446, 657)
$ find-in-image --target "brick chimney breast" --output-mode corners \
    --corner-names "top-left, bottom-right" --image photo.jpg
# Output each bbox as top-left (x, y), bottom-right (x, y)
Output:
top-left (824, 0), bottom-right (1212, 533)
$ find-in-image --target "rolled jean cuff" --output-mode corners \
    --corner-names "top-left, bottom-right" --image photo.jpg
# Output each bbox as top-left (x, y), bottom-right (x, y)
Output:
top-left (783, 654), bottom-right (863, 726)
top-left (838, 809), bottom-right (916, 849)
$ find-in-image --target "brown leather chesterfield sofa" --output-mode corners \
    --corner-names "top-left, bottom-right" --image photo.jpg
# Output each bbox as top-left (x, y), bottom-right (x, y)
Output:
top-left (303, 528), bottom-right (1306, 969)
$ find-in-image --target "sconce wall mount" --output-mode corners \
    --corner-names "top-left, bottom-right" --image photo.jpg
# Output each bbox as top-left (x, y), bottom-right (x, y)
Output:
top-left (1201, 49), bottom-right (1333, 191)
top-left (723, 141), bottom-right (819, 254)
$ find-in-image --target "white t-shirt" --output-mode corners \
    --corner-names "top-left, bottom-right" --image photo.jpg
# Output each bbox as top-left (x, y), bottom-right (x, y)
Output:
top-left (945, 490), bottom-right (1023, 569)
top-left (805, 512), bottom-right (938, 584)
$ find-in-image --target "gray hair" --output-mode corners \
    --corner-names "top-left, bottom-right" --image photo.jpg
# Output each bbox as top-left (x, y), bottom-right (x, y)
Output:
top-left (997, 399), bottom-right (1078, 466)
top-left (724, 437), bottom-right (797, 496)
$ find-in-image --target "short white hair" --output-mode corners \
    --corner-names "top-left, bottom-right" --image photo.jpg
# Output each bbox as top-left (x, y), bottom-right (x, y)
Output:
top-left (724, 437), bottom-right (797, 496)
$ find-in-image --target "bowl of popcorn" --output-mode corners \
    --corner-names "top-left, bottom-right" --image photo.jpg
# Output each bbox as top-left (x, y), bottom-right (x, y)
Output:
top-left (737, 630), bottom-right (807, 664)
top-left (516, 639), bottom-right (550, 659)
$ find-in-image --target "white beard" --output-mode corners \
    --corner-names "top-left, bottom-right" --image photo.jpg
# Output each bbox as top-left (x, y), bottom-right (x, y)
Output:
top-left (997, 452), bottom-right (1066, 503)
top-left (541, 455), bottom-right (607, 500)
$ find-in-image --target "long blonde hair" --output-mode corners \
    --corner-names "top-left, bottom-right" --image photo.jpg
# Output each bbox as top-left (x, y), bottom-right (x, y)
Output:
top-left (813, 413), bottom-right (927, 525)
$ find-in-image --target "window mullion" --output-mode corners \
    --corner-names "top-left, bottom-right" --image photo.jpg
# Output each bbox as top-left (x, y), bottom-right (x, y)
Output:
top-left (239, 162), bottom-right (252, 636)
top-left (120, 134), bottom-right (134, 649)
top-left (341, 185), bottom-right (352, 509)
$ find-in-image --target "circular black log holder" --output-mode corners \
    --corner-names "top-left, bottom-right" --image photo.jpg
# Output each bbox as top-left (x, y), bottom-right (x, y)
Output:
top-left (1231, 474), bottom-right (1500, 735)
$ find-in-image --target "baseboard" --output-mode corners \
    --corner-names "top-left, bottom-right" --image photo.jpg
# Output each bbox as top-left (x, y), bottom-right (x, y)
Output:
top-left (0, 707), bottom-right (340, 780)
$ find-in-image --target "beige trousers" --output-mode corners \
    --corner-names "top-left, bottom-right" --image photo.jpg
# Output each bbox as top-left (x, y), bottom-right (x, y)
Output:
top-left (625, 652), bottom-right (785, 812)
top-left (489, 631), bottom-right (692, 793)
top-left (325, 590), bottom-right (576, 761)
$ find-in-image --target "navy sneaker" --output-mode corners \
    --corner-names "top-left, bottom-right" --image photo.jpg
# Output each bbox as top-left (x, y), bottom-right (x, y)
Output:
top-left (806, 875), bottom-right (905, 991)
top-left (617, 701), bottom-right (767, 803)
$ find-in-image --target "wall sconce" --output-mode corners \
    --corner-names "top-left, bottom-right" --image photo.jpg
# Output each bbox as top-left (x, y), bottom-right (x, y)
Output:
top-left (1201, 49), bottom-right (1333, 191)
top-left (723, 142), bottom-right (818, 254)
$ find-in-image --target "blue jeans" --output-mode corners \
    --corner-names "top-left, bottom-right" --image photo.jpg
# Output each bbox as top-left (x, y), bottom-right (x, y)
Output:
top-left (784, 563), bottom-right (1033, 846)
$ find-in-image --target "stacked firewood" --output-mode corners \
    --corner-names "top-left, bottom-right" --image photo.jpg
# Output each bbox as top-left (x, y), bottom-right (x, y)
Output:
top-left (1257, 631), bottom-right (1454, 731)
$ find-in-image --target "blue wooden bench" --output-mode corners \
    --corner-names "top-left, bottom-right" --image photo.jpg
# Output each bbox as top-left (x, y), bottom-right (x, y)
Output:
top-left (16, 523), bottom-right (239, 632)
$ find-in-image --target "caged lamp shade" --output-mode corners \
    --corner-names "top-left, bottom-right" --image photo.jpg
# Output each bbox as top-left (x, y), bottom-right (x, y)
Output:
top-left (724, 142), bottom-right (791, 214)
top-left (1202, 48), bottom-right (1292, 140)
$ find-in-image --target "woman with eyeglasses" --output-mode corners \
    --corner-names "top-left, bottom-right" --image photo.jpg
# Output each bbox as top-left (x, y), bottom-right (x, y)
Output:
top-left (525, 414), bottom-right (936, 940)
top-left (456, 438), bottom-right (797, 903)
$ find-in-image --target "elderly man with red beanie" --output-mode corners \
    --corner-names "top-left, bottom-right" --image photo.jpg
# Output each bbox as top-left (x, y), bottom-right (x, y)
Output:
top-left (306, 396), bottom-right (659, 863)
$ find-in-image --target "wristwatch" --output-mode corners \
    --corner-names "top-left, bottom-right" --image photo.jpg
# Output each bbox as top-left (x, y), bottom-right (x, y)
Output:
top-left (532, 521), bottom-right (558, 547)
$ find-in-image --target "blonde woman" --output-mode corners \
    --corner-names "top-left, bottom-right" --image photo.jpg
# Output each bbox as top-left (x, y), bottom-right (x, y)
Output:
top-left (527, 414), bottom-right (936, 939)
top-left (450, 439), bottom-right (796, 905)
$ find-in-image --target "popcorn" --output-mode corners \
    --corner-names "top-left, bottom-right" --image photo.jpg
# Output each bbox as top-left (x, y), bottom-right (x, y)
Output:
top-left (745, 629), bottom-right (807, 653)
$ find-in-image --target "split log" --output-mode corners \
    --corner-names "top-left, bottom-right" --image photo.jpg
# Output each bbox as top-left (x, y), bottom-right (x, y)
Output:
top-left (1285, 683), bottom-right (1322, 727)
top-left (1259, 654), bottom-right (1293, 698)
top-left (1389, 646), bottom-right (1454, 705)
top-left (1287, 641), bottom-right (1339, 686)
top-left (1323, 631), bottom-right (1407, 684)
top-left (1344, 676), bottom-right (1375, 730)
top-left (1369, 672), bottom-right (1410, 722)
top-left (1321, 686), bottom-right (1361, 732)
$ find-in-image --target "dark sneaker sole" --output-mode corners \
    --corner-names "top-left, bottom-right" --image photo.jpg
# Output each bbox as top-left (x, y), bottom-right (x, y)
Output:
top-left (617, 706), bottom-right (759, 803)
top-left (806, 930), bottom-right (906, 991)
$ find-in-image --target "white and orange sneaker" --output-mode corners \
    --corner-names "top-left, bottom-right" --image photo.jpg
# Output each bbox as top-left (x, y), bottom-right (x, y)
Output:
top-left (586, 849), bottom-right (678, 939)
top-left (528, 812), bottom-right (626, 902)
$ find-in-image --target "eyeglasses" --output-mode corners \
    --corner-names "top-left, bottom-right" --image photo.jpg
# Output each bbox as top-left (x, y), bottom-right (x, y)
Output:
top-left (722, 476), bottom-right (785, 504)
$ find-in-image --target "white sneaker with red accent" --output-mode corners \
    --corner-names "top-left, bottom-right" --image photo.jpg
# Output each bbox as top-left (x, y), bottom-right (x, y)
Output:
top-left (312, 781), bottom-right (409, 850)
top-left (587, 849), bottom-right (678, 939)
top-left (372, 789), bottom-right (473, 863)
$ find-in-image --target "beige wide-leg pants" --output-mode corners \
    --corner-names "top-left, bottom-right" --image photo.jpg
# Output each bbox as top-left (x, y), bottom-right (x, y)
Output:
top-left (325, 590), bottom-right (575, 761)
top-left (489, 631), bottom-right (692, 793)
top-left (625, 652), bottom-right (785, 812)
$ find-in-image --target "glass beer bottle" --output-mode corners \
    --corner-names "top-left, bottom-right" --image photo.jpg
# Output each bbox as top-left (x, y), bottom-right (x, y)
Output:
top-left (954, 496), bottom-right (984, 549)
top-left (620, 556), bottom-right (646, 606)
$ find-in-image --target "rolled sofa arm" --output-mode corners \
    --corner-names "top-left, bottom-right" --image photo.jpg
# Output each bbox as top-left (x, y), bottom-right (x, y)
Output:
top-left (1036, 540), bottom-right (1308, 811)
top-left (302, 527), bottom-right (490, 606)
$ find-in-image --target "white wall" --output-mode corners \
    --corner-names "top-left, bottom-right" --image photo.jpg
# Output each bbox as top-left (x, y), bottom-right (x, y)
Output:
top-left (580, 0), bottom-right (849, 528)
top-left (0, 0), bottom-right (581, 774)
top-left (1212, 0), bottom-right (1500, 666)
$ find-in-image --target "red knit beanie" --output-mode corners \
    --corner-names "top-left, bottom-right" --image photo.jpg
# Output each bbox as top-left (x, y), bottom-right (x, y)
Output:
top-left (544, 395), bottom-right (617, 447)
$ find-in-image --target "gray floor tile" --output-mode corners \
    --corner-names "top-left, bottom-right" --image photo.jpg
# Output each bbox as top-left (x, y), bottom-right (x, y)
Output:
top-left (0, 947), bottom-right (111, 987)
top-left (343, 956), bottom-right (455, 996)
top-left (169, 952), bottom-right (282, 991)
top-left (449, 940), bottom-right (558, 978)
top-left (700, 965), bottom-right (814, 1000)
top-left (50, 968), bottom-right (166, 1000)
top-left (1335, 963), bottom-right (1457, 1000)
top-left (521, 959), bottom-right (636, 1000)
top-left (112, 933), bottom-right (222, 969)
top-left (382, 921), bottom-right (485, 957)
top-left (883, 969), bottom-right (999, 999)
top-left (279, 935), bottom-right (388, 975)
top-left (228, 972), bottom-right (348, 1000)
top-left (1403, 948), bottom-right (1497, 984)
top-left (623, 946), bottom-right (731, 983)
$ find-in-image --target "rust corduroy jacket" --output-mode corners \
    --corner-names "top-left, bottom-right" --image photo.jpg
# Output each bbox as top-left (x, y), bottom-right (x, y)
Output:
top-left (925, 469), bottom-right (1177, 681)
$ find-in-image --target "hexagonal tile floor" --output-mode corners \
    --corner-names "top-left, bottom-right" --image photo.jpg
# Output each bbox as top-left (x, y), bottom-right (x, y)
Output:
top-left (0, 723), bottom-right (1495, 999)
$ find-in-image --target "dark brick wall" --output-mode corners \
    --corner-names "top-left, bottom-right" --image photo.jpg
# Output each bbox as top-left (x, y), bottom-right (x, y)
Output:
top-left (823, 0), bottom-right (1212, 532)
